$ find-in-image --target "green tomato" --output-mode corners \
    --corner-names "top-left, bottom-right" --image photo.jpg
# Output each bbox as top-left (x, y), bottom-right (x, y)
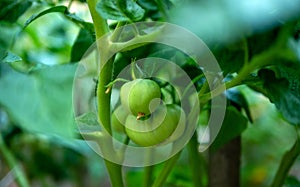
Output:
top-left (125, 104), bottom-right (183, 146)
top-left (120, 79), bottom-right (161, 116)
top-left (111, 105), bottom-right (128, 133)
top-left (164, 105), bottom-right (186, 143)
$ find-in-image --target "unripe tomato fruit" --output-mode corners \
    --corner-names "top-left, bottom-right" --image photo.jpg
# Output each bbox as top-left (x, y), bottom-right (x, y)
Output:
top-left (120, 79), bottom-right (161, 116)
top-left (125, 104), bottom-right (183, 146)
top-left (111, 105), bottom-right (128, 133)
top-left (164, 105), bottom-right (186, 143)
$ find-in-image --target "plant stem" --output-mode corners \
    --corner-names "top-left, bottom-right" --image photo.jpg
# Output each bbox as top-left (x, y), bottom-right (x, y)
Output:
top-left (87, 0), bottom-right (109, 39)
top-left (188, 132), bottom-right (203, 187)
top-left (109, 25), bottom-right (164, 52)
top-left (271, 137), bottom-right (300, 187)
top-left (144, 166), bottom-right (154, 187)
top-left (104, 161), bottom-right (124, 187)
top-left (199, 48), bottom-right (279, 104)
top-left (110, 21), bottom-right (127, 42)
top-left (0, 134), bottom-right (30, 187)
top-left (87, 1), bottom-right (124, 187)
top-left (151, 151), bottom-right (182, 187)
top-left (131, 58), bottom-right (137, 80)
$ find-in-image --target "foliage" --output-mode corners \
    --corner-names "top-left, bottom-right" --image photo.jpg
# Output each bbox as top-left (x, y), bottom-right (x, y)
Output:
top-left (1, 0), bottom-right (300, 187)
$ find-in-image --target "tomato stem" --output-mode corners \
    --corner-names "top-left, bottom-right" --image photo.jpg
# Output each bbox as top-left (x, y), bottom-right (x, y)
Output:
top-left (110, 21), bottom-right (127, 42)
top-left (87, 1), bottom-right (124, 187)
top-left (109, 25), bottom-right (164, 52)
top-left (0, 134), bottom-right (30, 187)
top-left (131, 58), bottom-right (137, 80)
top-left (105, 78), bottom-right (129, 88)
top-left (198, 46), bottom-right (286, 104)
top-left (151, 151), bottom-right (181, 187)
top-left (271, 132), bottom-right (300, 187)
top-left (144, 165), bottom-right (154, 187)
top-left (188, 132), bottom-right (205, 187)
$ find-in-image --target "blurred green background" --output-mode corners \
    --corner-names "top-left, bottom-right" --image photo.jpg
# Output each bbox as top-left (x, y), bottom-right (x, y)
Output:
top-left (1, 0), bottom-right (300, 186)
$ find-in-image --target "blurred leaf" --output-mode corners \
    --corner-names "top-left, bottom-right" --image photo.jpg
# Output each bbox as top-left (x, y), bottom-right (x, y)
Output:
top-left (226, 88), bottom-right (253, 123)
top-left (211, 106), bottom-right (248, 152)
top-left (247, 27), bottom-right (280, 59)
top-left (76, 112), bottom-right (98, 126)
top-left (211, 41), bottom-right (245, 75)
top-left (171, 0), bottom-right (300, 44)
top-left (24, 5), bottom-right (94, 37)
top-left (71, 28), bottom-right (94, 62)
top-left (0, 0), bottom-right (32, 23)
top-left (258, 64), bottom-right (300, 125)
top-left (0, 22), bottom-right (20, 50)
top-left (0, 63), bottom-right (77, 137)
top-left (138, 0), bottom-right (157, 11)
top-left (126, 170), bottom-right (143, 187)
top-left (1, 51), bottom-right (22, 63)
top-left (0, 48), bottom-right (7, 61)
top-left (96, 0), bottom-right (145, 21)
top-left (137, 0), bottom-right (173, 20)
top-left (165, 165), bottom-right (194, 187)
top-left (76, 112), bottom-right (101, 134)
top-left (285, 176), bottom-right (300, 187)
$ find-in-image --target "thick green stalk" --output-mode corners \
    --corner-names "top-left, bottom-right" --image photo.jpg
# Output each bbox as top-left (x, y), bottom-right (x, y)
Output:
top-left (144, 166), bottom-right (154, 187)
top-left (97, 58), bottom-right (114, 133)
top-left (0, 134), bottom-right (30, 187)
top-left (188, 132), bottom-right (203, 187)
top-left (151, 151), bottom-right (181, 187)
top-left (86, 1), bottom-right (124, 187)
top-left (104, 161), bottom-right (124, 187)
top-left (87, 0), bottom-right (109, 39)
top-left (271, 138), bottom-right (300, 187)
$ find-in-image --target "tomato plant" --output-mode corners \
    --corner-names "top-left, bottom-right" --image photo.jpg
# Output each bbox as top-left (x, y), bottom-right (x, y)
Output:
top-left (120, 78), bottom-right (161, 117)
top-left (125, 104), bottom-right (182, 147)
top-left (1, 0), bottom-right (300, 187)
top-left (111, 105), bottom-right (128, 133)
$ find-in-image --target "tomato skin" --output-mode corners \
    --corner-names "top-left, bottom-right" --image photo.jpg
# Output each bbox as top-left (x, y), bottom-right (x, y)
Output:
top-left (120, 80), bottom-right (134, 114)
top-left (164, 105), bottom-right (186, 143)
top-left (125, 104), bottom-right (183, 146)
top-left (111, 105), bottom-right (128, 133)
top-left (120, 79), bottom-right (161, 116)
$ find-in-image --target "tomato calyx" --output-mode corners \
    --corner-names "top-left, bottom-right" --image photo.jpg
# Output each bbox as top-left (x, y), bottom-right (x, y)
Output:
top-left (137, 112), bottom-right (145, 120)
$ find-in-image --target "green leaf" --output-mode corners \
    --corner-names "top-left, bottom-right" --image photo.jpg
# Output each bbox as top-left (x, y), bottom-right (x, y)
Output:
top-left (0, 49), bottom-right (31, 73)
top-left (0, 63), bottom-right (77, 137)
top-left (0, 0), bottom-right (32, 23)
top-left (247, 27), bottom-right (280, 58)
top-left (23, 5), bottom-right (94, 36)
top-left (75, 112), bottom-right (101, 134)
top-left (285, 175), bottom-right (300, 187)
top-left (211, 106), bottom-right (248, 152)
top-left (226, 88), bottom-right (253, 123)
top-left (1, 51), bottom-right (22, 63)
top-left (71, 28), bottom-right (94, 62)
top-left (0, 48), bottom-right (7, 61)
top-left (96, 0), bottom-right (145, 21)
top-left (137, 0), bottom-right (173, 20)
top-left (258, 63), bottom-right (300, 125)
top-left (138, 0), bottom-right (158, 11)
top-left (211, 41), bottom-right (245, 76)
